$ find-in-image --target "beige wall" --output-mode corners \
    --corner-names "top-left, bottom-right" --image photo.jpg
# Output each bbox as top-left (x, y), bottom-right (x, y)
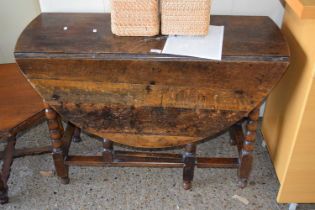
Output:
top-left (40, 0), bottom-right (285, 27)
top-left (0, 0), bottom-right (40, 64)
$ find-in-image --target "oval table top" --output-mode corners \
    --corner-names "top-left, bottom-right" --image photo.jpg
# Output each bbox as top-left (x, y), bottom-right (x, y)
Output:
top-left (15, 13), bottom-right (289, 148)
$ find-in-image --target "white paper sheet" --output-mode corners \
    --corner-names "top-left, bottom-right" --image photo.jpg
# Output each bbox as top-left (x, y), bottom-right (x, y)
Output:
top-left (162, 26), bottom-right (224, 60)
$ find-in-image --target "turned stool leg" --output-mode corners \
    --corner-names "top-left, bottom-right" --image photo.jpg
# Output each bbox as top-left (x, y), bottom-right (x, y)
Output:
top-left (0, 136), bottom-right (16, 204)
top-left (238, 107), bottom-right (260, 188)
top-left (72, 127), bottom-right (82, 143)
top-left (183, 143), bottom-right (196, 190)
top-left (44, 104), bottom-right (69, 184)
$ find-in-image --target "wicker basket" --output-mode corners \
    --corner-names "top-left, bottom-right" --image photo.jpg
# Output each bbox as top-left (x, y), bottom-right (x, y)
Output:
top-left (111, 0), bottom-right (159, 36)
top-left (161, 0), bottom-right (212, 36)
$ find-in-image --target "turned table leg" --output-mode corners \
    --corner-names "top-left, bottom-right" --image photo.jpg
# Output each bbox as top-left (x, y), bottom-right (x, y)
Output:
top-left (183, 143), bottom-right (196, 190)
top-left (229, 122), bottom-right (241, 146)
top-left (0, 136), bottom-right (16, 204)
top-left (72, 127), bottom-right (82, 143)
top-left (44, 104), bottom-right (69, 184)
top-left (238, 107), bottom-right (260, 188)
top-left (103, 139), bottom-right (113, 163)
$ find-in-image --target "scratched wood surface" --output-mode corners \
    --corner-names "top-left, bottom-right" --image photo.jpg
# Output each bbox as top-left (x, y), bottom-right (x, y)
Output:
top-left (0, 64), bottom-right (44, 141)
top-left (15, 13), bottom-right (289, 148)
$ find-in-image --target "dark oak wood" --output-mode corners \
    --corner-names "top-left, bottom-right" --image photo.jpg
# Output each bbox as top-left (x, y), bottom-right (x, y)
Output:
top-left (0, 137), bottom-right (16, 204)
top-left (15, 13), bottom-right (289, 190)
top-left (44, 103), bottom-right (69, 184)
top-left (238, 108), bottom-right (260, 188)
top-left (0, 175), bottom-right (6, 204)
top-left (64, 152), bottom-right (240, 169)
top-left (183, 144), bottom-right (196, 190)
top-left (15, 14), bottom-right (289, 148)
top-left (103, 138), bottom-right (113, 163)
top-left (197, 157), bottom-right (239, 168)
top-left (65, 155), bottom-right (184, 168)
top-left (229, 122), bottom-right (244, 153)
top-left (62, 123), bottom-right (75, 158)
top-left (72, 127), bottom-right (82, 143)
top-left (15, 14), bottom-right (288, 58)
top-left (52, 102), bottom-right (247, 148)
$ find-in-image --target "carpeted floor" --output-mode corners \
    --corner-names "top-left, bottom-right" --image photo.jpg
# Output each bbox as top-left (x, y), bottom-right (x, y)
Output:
top-left (1, 122), bottom-right (314, 210)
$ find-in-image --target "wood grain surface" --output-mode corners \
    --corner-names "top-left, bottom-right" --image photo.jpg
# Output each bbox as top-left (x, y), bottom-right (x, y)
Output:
top-left (0, 64), bottom-right (44, 140)
top-left (15, 14), bottom-right (290, 148)
top-left (15, 14), bottom-right (289, 59)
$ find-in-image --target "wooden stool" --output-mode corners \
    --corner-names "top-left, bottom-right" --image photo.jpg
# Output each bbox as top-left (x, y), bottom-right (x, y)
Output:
top-left (0, 63), bottom-right (48, 204)
top-left (0, 64), bottom-right (81, 204)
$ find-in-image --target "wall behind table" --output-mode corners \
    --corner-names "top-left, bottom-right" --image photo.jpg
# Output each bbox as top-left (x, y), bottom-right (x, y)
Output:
top-left (40, 0), bottom-right (285, 27)
top-left (0, 0), bottom-right (41, 64)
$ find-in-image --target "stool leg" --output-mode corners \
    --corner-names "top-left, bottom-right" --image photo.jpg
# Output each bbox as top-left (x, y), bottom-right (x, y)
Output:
top-left (183, 143), bottom-right (196, 190)
top-left (238, 107), bottom-right (259, 188)
top-left (0, 174), bottom-right (6, 204)
top-left (0, 136), bottom-right (16, 204)
top-left (44, 104), bottom-right (69, 184)
top-left (72, 127), bottom-right (82, 143)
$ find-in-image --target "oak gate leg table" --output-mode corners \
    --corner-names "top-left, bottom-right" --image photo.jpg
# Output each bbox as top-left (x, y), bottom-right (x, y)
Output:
top-left (14, 13), bottom-right (289, 190)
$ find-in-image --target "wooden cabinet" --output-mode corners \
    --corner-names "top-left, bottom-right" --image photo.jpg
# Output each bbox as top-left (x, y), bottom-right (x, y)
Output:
top-left (262, 0), bottom-right (315, 203)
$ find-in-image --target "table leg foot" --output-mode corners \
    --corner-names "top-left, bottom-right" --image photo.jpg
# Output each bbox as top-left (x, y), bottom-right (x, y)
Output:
top-left (183, 181), bottom-right (192, 190)
top-left (72, 127), bottom-right (81, 143)
top-left (183, 144), bottom-right (196, 190)
top-left (238, 178), bottom-right (248, 189)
